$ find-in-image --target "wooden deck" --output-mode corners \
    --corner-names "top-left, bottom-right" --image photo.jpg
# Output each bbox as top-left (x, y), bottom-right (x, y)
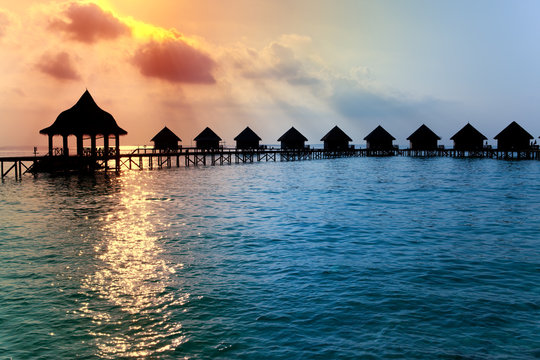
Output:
top-left (1, 147), bottom-right (539, 180)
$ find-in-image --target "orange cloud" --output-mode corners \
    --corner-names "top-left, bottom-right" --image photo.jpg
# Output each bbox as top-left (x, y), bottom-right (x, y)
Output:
top-left (132, 39), bottom-right (216, 84)
top-left (50, 2), bottom-right (130, 43)
top-left (0, 10), bottom-right (11, 38)
top-left (36, 51), bottom-right (81, 80)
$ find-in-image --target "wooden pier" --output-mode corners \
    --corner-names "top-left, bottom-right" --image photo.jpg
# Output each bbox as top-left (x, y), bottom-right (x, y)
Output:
top-left (1, 147), bottom-right (539, 180)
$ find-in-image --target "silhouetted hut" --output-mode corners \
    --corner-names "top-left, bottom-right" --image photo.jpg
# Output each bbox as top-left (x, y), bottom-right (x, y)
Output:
top-left (151, 126), bottom-right (181, 151)
top-left (364, 125), bottom-right (395, 150)
top-left (234, 127), bottom-right (262, 149)
top-left (450, 123), bottom-right (487, 151)
top-left (194, 127), bottom-right (222, 149)
top-left (494, 121), bottom-right (533, 151)
top-left (39, 90), bottom-right (127, 157)
top-left (407, 124), bottom-right (441, 150)
top-left (320, 126), bottom-right (352, 150)
top-left (278, 127), bottom-right (308, 149)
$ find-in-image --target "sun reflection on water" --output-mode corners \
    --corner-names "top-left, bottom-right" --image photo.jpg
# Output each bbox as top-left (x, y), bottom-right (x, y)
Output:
top-left (78, 173), bottom-right (188, 358)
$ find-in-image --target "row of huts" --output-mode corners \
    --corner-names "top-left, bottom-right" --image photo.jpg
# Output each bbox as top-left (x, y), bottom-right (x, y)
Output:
top-left (39, 91), bottom-right (537, 157)
top-left (152, 122), bottom-right (536, 152)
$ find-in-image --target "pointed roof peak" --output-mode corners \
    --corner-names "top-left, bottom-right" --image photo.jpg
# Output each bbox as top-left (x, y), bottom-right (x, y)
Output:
top-left (321, 125), bottom-right (352, 142)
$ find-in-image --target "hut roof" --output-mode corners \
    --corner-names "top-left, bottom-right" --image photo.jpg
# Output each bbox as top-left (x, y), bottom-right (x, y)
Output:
top-left (194, 127), bottom-right (222, 141)
top-left (39, 90), bottom-right (127, 136)
top-left (407, 124), bottom-right (441, 141)
top-left (277, 127), bottom-right (308, 142)
top-left (151, 126), bottom-right (181, 142)
top-left (450, 123), bottom-right (487, 141)
top-left (494, 121), bottom-right (533, 140)
top-left (364, 125), bottom-right (395, 141)
top-left (320, 125), bottom-right (353, 142)
top-left (234, 126), bottom-right (262, 141)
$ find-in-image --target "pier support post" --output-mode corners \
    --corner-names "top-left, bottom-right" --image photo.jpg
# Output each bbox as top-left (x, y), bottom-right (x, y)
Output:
top-left (48, 135), bottom-right (53, 156)
top-left (91, 135), bottom-right (96, 158)
top-left (104, 134), bottom-right (109, 170)
top-left (63, 135), bottom-right (69, 157)
top-left (76, 135), bottom-right (83, 156)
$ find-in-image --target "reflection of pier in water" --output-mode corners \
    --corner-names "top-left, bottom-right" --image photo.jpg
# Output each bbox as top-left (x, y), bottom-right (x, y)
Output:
top-left (2, 146), bottom-right (540, 180)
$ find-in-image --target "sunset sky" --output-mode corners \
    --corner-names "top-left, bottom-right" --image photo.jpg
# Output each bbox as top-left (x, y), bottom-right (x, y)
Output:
top-left (1, 0), bottom-right (539, 148)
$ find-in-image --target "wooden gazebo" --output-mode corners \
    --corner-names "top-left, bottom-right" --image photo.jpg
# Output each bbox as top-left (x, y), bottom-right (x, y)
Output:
top-left (364, 125), bottom-right (395, 150)
top-left (151, 126), bottom-right (181, 151)
top-left (321, 126), bottom-right (352, 150)
top-left (39, 90), bottom-right (127, 157)
top-left (234, 127), bottom-right (262, 149)
top-left (278, 127), bottom-right (308, 149)
top-left (450, 123), bottom-right (486, 150)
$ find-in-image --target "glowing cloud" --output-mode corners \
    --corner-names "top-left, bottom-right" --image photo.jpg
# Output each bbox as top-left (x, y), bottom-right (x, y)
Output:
top-left (36, 52), bottom-right (81, 80)
top-left (50, 2), bottom-right (130, 43)
top-left (0, 9), bottom-right (11, 38)
top-left (132, 39), bottom-right (216, 84)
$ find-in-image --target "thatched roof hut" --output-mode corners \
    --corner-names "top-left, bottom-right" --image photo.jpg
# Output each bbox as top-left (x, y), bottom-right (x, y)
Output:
top-left (320, 126), bottom-right (352, 150)
top-left (194, 127), bottom-right (222, 149)
top-left (494, 121), bottom-right (533, 151)
top-left (407, 124), bottom-right (441, 150)
top-left (450, 123), bottom-right (486, 151)
top-left (151, 126), bottom-right (181, 150)
top-left (39, 90), bottom-right (127, 156)
top-left (364, 125), bottom-right (395, 150)
top-left (234, 127), bottom-right (262, 149)
top-left (278, 127), bottom-right (308, 149)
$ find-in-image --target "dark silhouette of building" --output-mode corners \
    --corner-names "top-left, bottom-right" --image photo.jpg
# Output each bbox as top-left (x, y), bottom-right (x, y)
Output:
top-left (494, 121), bottom-right (533, 151)
top-left (450, 123), bottom-right (487, 150)
top-left (151, 126), bottom-right (181, 151)
top-left (234, 127), bottom-right (262, 149)
top-left (364, 125), bottom-right (395, 150)
top-left (278, 127), bottom-right (308, 149)
top-left (321, 126), bottom-right (353, 150)
top-left (407, 124), bottom-right (441, 150)
top-left (39, 90), bottom-right (127, 157)
top-left (194, 127), bottom-right (222, 149)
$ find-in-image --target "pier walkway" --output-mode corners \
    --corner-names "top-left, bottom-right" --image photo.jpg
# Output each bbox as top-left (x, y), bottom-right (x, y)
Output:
top-left (1, 147), bottom-right (539, 180)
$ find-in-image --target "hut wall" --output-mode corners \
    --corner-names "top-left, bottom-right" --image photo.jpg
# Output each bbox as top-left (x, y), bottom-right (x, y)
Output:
top-left (497, 138), bottom-right (531, 151)
top-left (281, 140), bottom-right (305, 149)
top-left (154, 139), bottom-right (179, 150)
top-left (453, 139), bottom-right (484, 151)
top-left (324, 140), bottom-right (349, 150)
top-left (367, 140), bottom-right (393, 150)
top-left (196, 140), bottom-right (220, 149)
top-left (236, 140), bottom-right (260, 149)
top-left (410, 139), bottom-right (438, 150)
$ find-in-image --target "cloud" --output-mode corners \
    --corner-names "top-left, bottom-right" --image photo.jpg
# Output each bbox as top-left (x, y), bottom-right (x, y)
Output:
top-left (50, 2), bottom-right (129, 43)
top-left (132, 39), bottom-right (216, 84)
top-left (0, 9), bottom-right (12, 38)
top-left (36, 52), bottom-right (81, 80)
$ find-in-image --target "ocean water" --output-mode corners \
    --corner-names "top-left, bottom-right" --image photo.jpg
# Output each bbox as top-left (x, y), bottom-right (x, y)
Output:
top-left (0, 157), bottom-right (539, 359)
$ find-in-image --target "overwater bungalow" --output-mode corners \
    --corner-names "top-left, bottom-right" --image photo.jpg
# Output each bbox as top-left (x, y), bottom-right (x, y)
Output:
top-left (407, 124), bottom-right (441, 150)
top-left (494, 121), bottom-right (533, 151)
top-left (234, 127), bottom-right (262, 149)
top-left (278, 127), bottom-right (308, 149)
top-left (321, 126), bottom-right (353, 150)
top-left (364, 125), bottom-right (395, 150)
top-left (39, 90), bottom-right (127, 158)
top-left (194, 127), bottom-right (221, 149)
top-left (151, 126), bottom-right (181, 151)
top-left (450, 123), bottom-right (487, 150)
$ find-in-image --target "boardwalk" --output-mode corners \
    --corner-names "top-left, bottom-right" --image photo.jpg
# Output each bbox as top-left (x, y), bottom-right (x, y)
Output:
top-left (1, 146), bottom-right (540, 180)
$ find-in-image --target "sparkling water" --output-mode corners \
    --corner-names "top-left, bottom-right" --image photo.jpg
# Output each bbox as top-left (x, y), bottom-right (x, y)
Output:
top-left (1, 157), bottom-right (539, 359)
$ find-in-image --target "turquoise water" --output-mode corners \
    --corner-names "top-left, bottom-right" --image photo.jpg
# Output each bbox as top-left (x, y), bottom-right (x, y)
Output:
top-left (0, 157), bottom-right (539, 359)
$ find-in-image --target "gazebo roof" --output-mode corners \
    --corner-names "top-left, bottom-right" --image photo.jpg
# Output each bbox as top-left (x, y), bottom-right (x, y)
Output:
top-left (407, 124), bottom-right (441, 141)
top-left (194, 127), bottom-right (222, 141)
top-left (320, 125), bottom-right (352, 142)
top-left (364, 125), bottom-right (395, 141)
top-left (450, 123), bottom-right (487, 141)
top-left (39, 90), bottom-right (127, 136)
top-left (278, 127), bottom-right (308, 142)
top-left (234, 126), bottom-right (262, 141)
top-left (151, 126), bottom-right (181, 142)
top-left (494, 121), bottom-right (533, 140)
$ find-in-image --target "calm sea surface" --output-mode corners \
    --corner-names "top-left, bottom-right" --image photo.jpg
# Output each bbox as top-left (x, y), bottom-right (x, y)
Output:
top-left (0, 157), bottom-right (539, 359)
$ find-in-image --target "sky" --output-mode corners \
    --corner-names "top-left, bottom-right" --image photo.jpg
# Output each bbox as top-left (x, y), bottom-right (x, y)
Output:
top-left (1, 0), bottom-right (540, 148)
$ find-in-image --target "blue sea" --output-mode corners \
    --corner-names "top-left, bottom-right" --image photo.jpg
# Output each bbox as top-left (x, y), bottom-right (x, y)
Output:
top-left (0, 157), bottom-right (539, 359)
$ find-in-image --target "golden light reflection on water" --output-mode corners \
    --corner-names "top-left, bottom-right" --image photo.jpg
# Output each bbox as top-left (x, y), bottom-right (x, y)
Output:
top-left (78, 173), bottom-right (188, 358)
